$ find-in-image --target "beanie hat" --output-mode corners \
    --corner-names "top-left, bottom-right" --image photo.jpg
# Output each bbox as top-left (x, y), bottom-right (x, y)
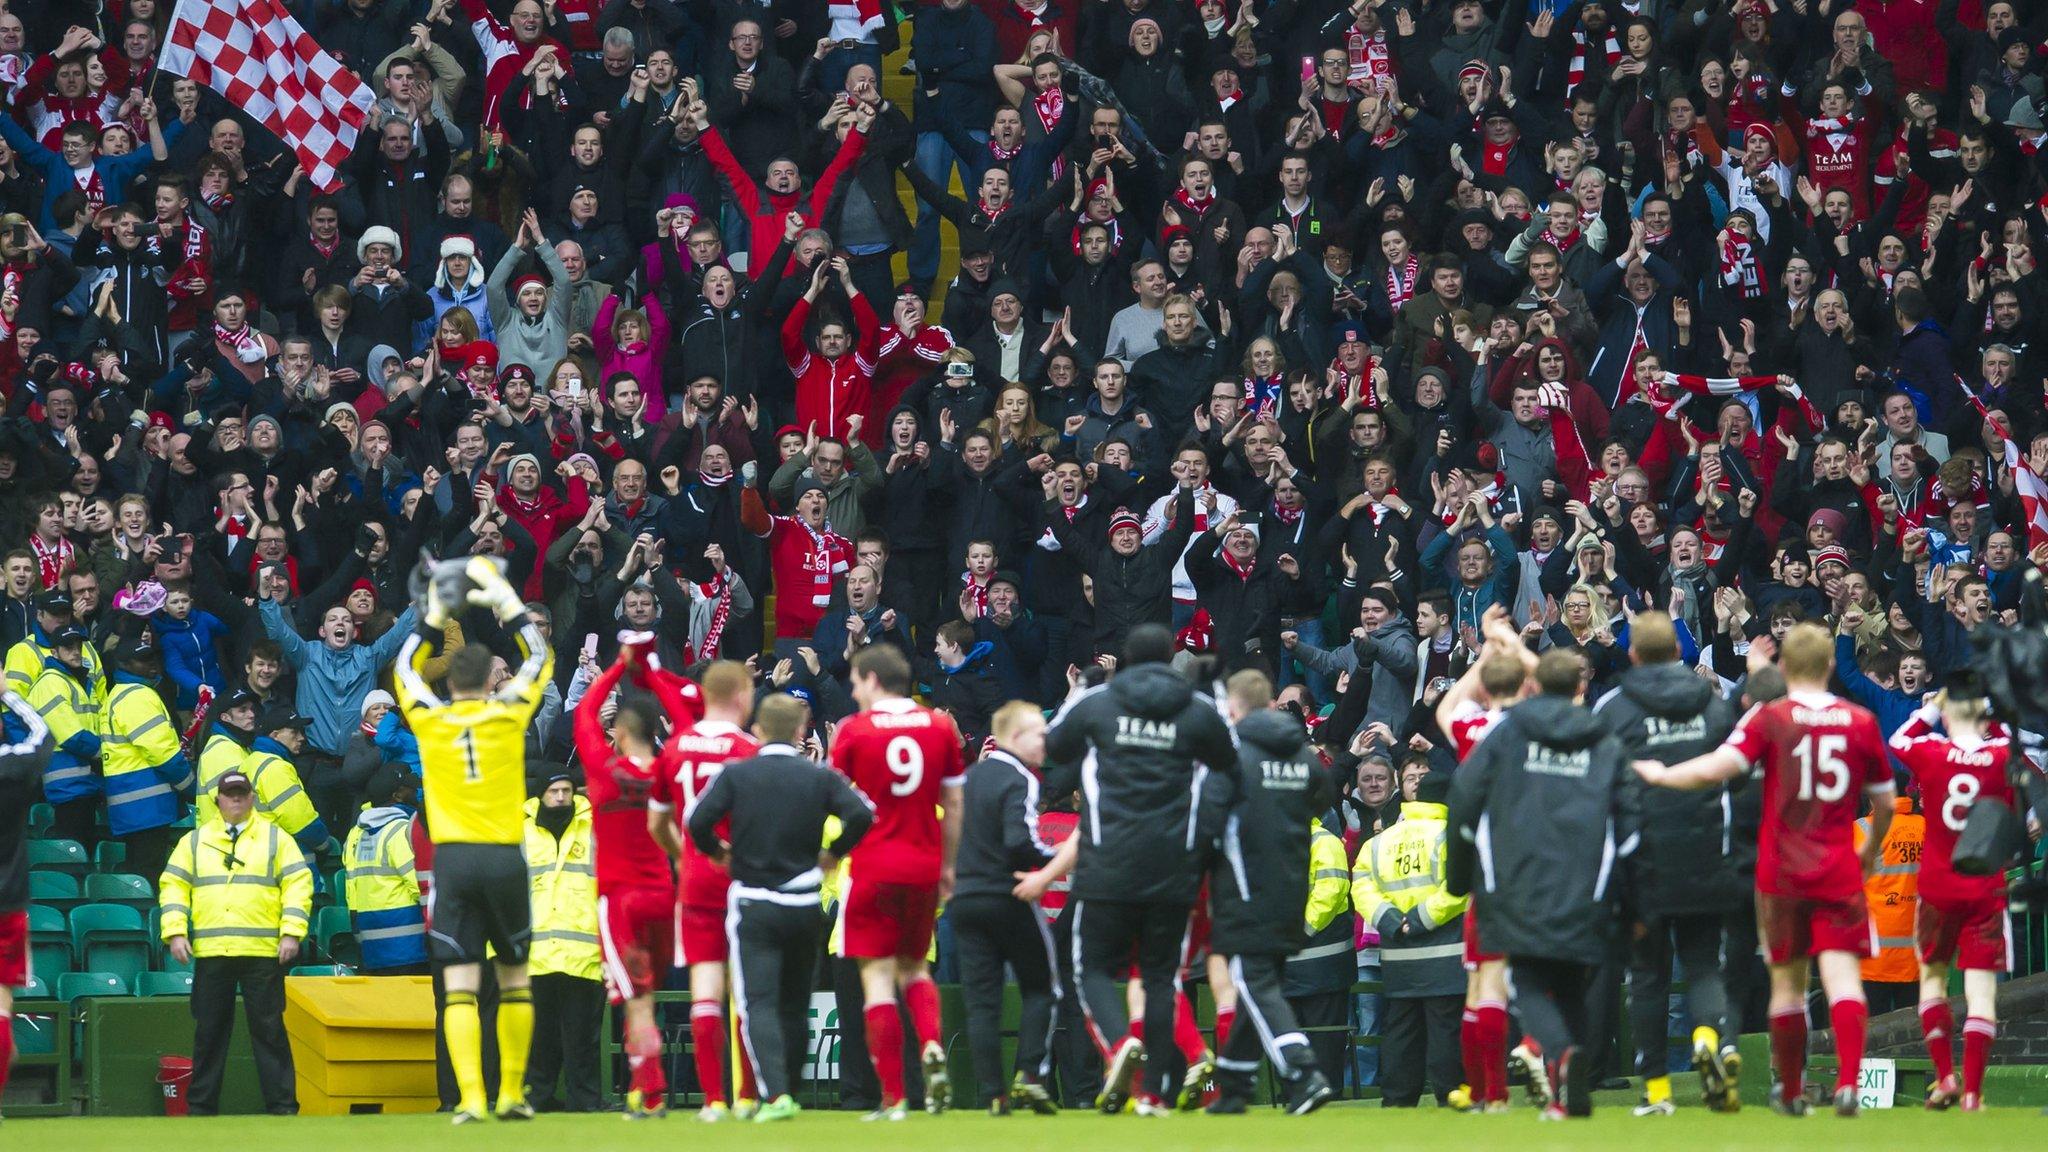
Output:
top-left (1109, 508), bottom-right (1142, 537)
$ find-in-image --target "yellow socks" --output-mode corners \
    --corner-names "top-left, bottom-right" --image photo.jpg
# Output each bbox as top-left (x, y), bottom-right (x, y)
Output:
top-left (1645, 1075), bottom-right (1672, 1105)
top-left (497, 986), bottom-right (534, 1108)
top-left (443, 991), bottom-right (486, 1114)
top-left (1693, 1025), bottom-right (1720, 1052)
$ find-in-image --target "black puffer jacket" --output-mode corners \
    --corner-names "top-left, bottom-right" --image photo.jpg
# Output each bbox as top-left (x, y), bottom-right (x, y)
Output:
top-left (1045, 485), bottom-right (1196, 655)
top-left (1447, 693), bottom-right (1638, 965)
top-left (1595, 661), bottom-right (1743, 917)
top-left (1208, 709), bottom-right (1329, 956)
top-left (1044, 660), bottom-right (1240, 904)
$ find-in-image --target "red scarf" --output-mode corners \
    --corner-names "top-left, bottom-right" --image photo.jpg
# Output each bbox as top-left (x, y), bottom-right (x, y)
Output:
top-left (1481, 140), bottom-right (1512, 175)
top-left (1032, 86), bottom-right (1064, 134)
top-left (310, 232), bottom-right (339, 260)
top-left (979, 198), bottom-right (1010, 224)
top-left (794, 515), bottom-right (849, 609)
top-left (1221, 548), bottom-right (1256, 581)
top-left (30, 532), bottom-right (70, 589)
top-left (1071, 206), bottom-right (1122, 256)
top-left (215, 321), bottom-right (267, 364)
top-left (961, 573), bottom-right (990, 617)
top-left (990, 138), bottom-right (1020, 161)
top-left (1540, 225), bottom-right (1581, 253)
top-left (1385, 253), bottom-right (1418, 309)
top-left (1720, 233), bottom-right (1762, 299)
top-left (1272, 502), bottom-right (1304, 525)
top-left (1172, 187), bottom-right (1215, 219)
top-left (697, 570), bottom-right (733, 659)
top-left (1566, 27), bottom-right (1621, 96)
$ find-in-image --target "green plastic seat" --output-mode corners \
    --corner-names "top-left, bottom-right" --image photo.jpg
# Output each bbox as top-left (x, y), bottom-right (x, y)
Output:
top-left (54, 971), bottom-right (130, 1003)
top-left (28, 905), bottom-right (70, 977)
top-left (312, 906), bottom-right (357, 966)
top-left (135, 970), bottom-right (195, 997)
top-left (27, 802), bottom-right (53, 838)
top-left (83, 872), bottom-right (155, 911)
top-left (91, 840), bottom-right (127, 874)
top-left (68, 903), bottom-right (147, 960)
top-left (28, 871), bottom-right (78, 907)
top-left (27, 839), bottom-right (88, 877)
top-left (289, 964), bottom-right (353, 977)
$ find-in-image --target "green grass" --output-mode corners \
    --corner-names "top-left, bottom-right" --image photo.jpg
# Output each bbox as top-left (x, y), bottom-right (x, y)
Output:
top-left (5, 1105), bottom-right (2048, 1151)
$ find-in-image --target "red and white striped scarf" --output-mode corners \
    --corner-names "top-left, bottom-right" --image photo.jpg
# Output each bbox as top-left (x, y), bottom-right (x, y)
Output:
top-left (961, 572), bottom-right (990, 618)
top-left (697, 570), bottom-right (733, 659)
top-left (1719, 233), bottom-right (1763, 298)
top-left (1539, 225), bottom-right (1581, 253)
top-left (30, 532), bottom-right (71, 589)
top-left (1566, 27), bottom-right (1621, 97)
top-left (215, 321), bottom-right (267, 364)
top-left (1032, 86), bottom-right (1064, 134)
top-left (795, 516), bottom-right (849, 608)
top-left (1385, 253), bottom-right (1418, 309)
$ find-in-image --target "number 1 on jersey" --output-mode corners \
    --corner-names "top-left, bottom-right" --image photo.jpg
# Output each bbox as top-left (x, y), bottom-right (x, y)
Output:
top-left (459, 729), bottom-right (482, 782)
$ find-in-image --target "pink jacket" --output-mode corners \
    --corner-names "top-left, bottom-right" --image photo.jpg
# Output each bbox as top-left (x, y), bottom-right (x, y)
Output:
top-left (594, 292), bottom-right (673, 422)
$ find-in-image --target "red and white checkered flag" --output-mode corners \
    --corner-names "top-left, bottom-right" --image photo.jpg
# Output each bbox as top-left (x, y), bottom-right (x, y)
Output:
top-left (157, 0), bottom-right (372, 192)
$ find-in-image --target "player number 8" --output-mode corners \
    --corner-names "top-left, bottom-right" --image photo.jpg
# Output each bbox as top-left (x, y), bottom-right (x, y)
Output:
top-left (886, 736), bottom-right (924, 797)
top-left (1940, 774), bottom-right (1980, 834)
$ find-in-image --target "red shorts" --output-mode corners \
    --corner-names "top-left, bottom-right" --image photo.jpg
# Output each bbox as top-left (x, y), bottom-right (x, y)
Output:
top-left (0, 909), bottom-right (24, 987)
top-left (1462, 908), bottom-right (1502, 970)
top-left (599, 887), bottom-right (675, 1005)
top-left (1917, 899), bottom-right (2010, 972)
top-left (839, 878), bottom-right (938, 961)
top-left (676, 902), bottom-right (728, 967)
top-left (1757, 890), bottom-right (1873, 965)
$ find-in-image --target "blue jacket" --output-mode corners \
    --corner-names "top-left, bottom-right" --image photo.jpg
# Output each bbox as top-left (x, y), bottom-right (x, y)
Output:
top-left (152, 609), bottom-right (229, 711)
top-left (1420, 525), bottom-right (1521, 639)
top-left (1833, 634), bottom-right (1916, 777)
top-left (372, 710), bottom-right (422, 773)
top-left (0, 114), bottom-right (184, 233)
top-left (259, 598), bottom-right (419, 756)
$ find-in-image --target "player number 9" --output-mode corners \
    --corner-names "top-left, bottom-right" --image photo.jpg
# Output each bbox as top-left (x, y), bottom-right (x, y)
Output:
top-left (886, 736), bottom-right (924, 797)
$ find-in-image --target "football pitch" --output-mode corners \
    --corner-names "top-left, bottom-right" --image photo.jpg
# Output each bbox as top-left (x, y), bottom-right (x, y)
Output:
top-left (4, 1105), bottom-right (2045, 1150)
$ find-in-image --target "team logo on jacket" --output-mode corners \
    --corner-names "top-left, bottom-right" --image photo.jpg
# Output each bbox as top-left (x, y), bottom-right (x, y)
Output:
top-left (1524, 745), bottom-right (1591, 778)
top-left (1115, 717), bottom-right (1178, 749)
top-left (1261, 759), bottom-right (1312, 789)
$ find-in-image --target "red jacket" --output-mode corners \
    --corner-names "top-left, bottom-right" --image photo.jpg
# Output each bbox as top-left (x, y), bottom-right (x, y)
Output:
top-left (740, 487), bottom-right (850, 641)
top-left (701, 124), bottom-right (866, 274)
top-left (494, 475), bottom-right (591, 600)
top-left (783, 293), bottom-right (880, 442)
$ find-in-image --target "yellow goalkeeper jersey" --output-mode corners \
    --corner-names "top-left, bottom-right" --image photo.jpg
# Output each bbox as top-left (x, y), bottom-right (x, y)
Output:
top-left (396, 621), bottom-right (554, 846)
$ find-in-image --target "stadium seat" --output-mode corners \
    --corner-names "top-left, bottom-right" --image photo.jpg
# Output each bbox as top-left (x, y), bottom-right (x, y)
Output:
top-left (28, 905), bottom-right (69, 980)
top-left (289, 964), bottom-right (352, 977)
top-left (20, 972), bottom-right (49, 998)
top-left (135, 970), bottom-right (195, 997)
top-left (28, 871), bottom-right (79, 910)
top-left (10, 1002), bottom-right (57, 1056)
top-left (92, 841), bottom-right (127, 874)
top-left (330, 869), bottom-right (349, 910)
top-left (69, 903), bottom-right (148, 962)
top-left (27, 839), bottom-right (88, 878)
top-left (54, 971), bottom-right (130, 1004)
top-left (27, 802), bottom-right (53, 839)
top-left (83, 872), bottom-right (156, 911)
top-left (312, 906), bottom-right (358, 966)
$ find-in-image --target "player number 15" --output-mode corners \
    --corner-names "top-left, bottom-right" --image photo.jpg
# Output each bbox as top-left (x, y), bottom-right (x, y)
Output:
top-left (1792, 734), bottom-right (1849, 803)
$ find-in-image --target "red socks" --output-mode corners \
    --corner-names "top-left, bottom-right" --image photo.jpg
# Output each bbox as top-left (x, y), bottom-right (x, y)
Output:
top-left (626, 1022), bottom-right (666, 1099)
top-left (1214, 1006), bottom-right (1235, 1052)
top-left (1769, 1005), bottom-right (1808, 1100)
top-left (1919, 999), bottom-right (1955, 1083)
top-left (1829, 999), bottom-right (1868, 1092)
top-left (903, 977), bottom-right (942, 1049)
top-left (1473, 1000), bottom-right (1508, 1102)
top-left (1460, 1007), bottom-right (1481, 1096)
top-left (1173, 991), bottom-right (1207, 1061)
top-left (1963, 1017), bottom-right (1994, 1097)
top-left (690, 1001), bottom-right (727, 1105)
top-left (0, 1010), bottom-right (13, 1101)
top-left (865, 1000), bottom-right (906, 1104)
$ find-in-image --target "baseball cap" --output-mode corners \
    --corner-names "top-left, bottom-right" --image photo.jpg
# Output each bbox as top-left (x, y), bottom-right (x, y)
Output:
top-left (258, 703), bottom-right (310, 732)
top-left (47, 624), bottom-right (88, 647)
top-left (34, 588), bottom-right (73, 615)
top-left (214, 770), bottom-right (254, 796)
top-left (215, 687), bottom-right (259, 716)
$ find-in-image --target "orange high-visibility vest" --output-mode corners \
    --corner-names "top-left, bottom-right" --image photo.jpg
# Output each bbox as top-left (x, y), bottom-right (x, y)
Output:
top-left (1854, 797), bottom-right (1922, 984)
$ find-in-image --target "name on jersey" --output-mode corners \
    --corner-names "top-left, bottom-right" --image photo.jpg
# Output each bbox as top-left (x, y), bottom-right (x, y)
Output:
top-left (869, 713), bottom-right (935, 730)
top-left (1116, 716), bottom-right (1178, 749)
top-left (1261, 759), bottom-right (1312, 789)
top-left (1792, 707), bottom-right (1851, 728)
top-left (1524, 745), bottom-right (1590, 778)
top-left (1948, 748), bottom-right (1998, 768)
top-left (1642, 715), bottom-right (1706, 748)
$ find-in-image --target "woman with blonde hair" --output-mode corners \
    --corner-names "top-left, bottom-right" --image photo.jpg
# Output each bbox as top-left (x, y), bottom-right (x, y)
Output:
top-left (1240, 336), bottom-right (1287, 419)
top-left (979, 383), bottom-right (1057, 453)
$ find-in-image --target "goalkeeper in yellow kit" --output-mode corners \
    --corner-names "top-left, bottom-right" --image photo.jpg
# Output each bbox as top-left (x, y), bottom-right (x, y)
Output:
top-left (396, 556), bottom-right (555, 1124)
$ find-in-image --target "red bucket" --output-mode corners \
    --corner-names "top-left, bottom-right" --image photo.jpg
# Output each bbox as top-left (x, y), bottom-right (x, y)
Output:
top-left (157, 1054), bottom-right (193, 1116)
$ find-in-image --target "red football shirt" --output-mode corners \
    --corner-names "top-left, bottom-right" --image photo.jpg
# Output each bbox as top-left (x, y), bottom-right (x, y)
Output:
top-left (577, 662), bottom-right (702, 892)
top-left (1889, 711), bottom-right (2014, 908)
top-left (1725, 691), bottom-right (1894, 900)
top-left (1446, 702), bottom-right (1503, 760)
top-left (650, 719), bottom-right (759, 909)
top-left (829, 696), bottom-right (965, 886)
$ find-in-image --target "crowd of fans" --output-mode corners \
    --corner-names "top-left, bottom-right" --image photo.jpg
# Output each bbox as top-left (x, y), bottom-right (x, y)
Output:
top-left (0, 0), bottom-right (2037, 1094)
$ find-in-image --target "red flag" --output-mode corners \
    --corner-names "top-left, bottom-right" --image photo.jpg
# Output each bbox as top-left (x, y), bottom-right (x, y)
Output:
top-left (158, 0), bottom-right (372, 192)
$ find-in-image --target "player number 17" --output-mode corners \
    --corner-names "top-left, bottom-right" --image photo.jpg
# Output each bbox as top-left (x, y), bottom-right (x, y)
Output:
top-left (1792, 733), bottom-right (1849, 803)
